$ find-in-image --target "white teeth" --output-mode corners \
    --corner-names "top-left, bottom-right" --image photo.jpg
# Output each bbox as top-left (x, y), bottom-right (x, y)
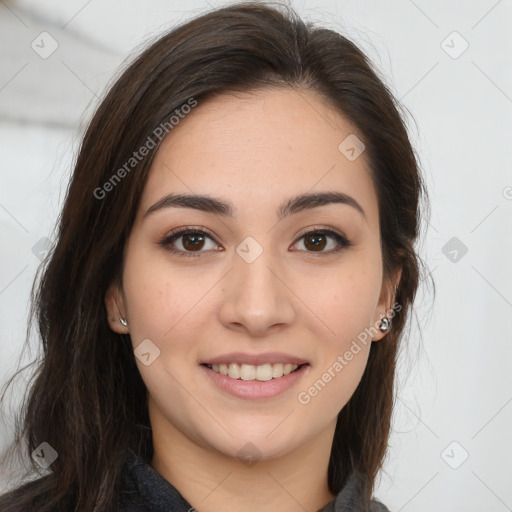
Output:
top-left (207, 362), bottom-right (300, 380)
top-left (228, 363), bottom-right (239, 379)
top-left (283, 363), bottom-right (294, 374)
top-left (272, 363), bottom-right (284, 378)
top-left (240, 364), bottom-right (256, 381)
top-left (256, 364), bottom-right (273, 381)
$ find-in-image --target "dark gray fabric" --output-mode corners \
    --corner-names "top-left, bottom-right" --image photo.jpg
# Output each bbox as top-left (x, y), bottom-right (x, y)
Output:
top-left (315, 472), bottom-right (390, 512)
top-left (118, 448), bottom-right (391, 512)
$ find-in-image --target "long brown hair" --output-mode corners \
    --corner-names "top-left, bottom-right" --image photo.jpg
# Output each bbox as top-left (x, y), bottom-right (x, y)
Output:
top-left (0, 2), bottom-right (432, 510)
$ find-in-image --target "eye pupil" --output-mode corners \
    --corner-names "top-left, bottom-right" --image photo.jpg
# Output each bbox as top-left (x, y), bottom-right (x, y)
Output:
top-left (183, 233), bottom-right (205, 251)
top-left (304, 234), bottom-right (326, 251)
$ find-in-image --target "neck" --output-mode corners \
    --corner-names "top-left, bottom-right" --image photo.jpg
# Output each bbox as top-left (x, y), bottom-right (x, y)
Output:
top-left (149, 405), bottom-right (337, 512)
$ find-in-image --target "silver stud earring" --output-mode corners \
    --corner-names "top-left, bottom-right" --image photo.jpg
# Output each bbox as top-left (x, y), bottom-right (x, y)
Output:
top-left (379, 317), bottom-right (391, 332)
top-left (120, 317), bottom-right (128, 327)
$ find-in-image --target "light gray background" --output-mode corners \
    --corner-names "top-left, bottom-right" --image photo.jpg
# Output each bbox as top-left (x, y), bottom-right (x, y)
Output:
top-left (1, 1), bottom-right (511, 510)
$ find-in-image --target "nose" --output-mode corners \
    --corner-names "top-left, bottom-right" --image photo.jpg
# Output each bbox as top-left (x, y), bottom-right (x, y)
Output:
top-left (217, 246), bottom-right (296, 337)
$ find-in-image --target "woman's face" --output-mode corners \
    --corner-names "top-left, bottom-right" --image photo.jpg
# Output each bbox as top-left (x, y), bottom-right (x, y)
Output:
top-left (106, 87), bottom-right (397, 461)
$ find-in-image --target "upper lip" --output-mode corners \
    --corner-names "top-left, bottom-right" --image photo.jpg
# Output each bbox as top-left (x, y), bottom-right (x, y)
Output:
top-left (201, 352), bottom-right (309, 366)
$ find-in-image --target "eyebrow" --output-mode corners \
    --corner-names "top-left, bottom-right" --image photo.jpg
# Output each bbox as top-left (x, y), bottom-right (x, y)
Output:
top-left (144, 191), bottom-right (366, 221)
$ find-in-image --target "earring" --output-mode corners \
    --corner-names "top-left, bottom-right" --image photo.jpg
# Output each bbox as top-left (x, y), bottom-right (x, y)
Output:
top-left (120, 317), bottom-right (128, 327)
top-left (379, 317), bottom-right (391, 332)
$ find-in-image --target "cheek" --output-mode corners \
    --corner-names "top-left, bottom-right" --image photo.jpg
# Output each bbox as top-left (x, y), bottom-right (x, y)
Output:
top-left (296, 251), bottom-right (381, 409)
top-left (121, 243), bottom-right (196, 340)
top-left (297, 269), bottom-right (376, 414)
top-left (303, 261), bottom-right (381, 344)
top-left (124, 272), bottom-right (169, 336)
top-left (297, 345), bottom-right (370, 425)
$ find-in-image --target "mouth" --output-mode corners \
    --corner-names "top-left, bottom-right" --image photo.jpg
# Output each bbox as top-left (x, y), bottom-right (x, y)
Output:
top-left (201, 362), bottom-right (309, 381)
top-left (200, 361), bottom-right (310, 400)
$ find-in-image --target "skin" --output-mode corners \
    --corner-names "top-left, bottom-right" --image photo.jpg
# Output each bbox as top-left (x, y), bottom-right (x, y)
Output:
top-left (106, 87), bottom-right (400, 512)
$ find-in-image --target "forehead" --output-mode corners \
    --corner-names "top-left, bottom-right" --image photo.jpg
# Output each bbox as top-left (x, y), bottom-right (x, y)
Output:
top-left (137, 88), bottom-right (378, 226)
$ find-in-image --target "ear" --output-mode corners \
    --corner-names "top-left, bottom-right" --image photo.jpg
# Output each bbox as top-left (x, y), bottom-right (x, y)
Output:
top-left (372, 267), bottom-right (402, 341)
top-left (105, 280), bottom-right (129, 334)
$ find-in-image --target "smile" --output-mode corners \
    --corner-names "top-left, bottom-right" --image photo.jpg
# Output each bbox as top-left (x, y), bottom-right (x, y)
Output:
top-left (204, 362), bottom-right (305, 381)
top-left (201, 362), bottom-right (310, 400)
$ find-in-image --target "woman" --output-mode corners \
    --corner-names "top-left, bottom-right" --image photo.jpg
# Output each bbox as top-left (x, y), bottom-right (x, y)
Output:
top-left (0, 2), bottom-right (431, 511)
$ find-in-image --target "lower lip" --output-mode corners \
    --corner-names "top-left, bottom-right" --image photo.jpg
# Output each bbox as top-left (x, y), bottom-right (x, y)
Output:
top-left (200, 364), bottom-right (309, 400)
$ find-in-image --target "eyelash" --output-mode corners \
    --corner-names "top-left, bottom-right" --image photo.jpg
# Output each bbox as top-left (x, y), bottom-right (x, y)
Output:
top-left (158, 225), bottom-right (353, 258)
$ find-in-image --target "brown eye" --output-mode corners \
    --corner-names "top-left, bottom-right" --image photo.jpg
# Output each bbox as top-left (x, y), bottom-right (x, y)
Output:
top-left (159, 228), bottom-right (219, 257)
top-left (303, 233), bottom-right (327, 251)
top-left (293, 229), bottom-right (351, 254)
top-left (182, 233), bottom-right (206, 251)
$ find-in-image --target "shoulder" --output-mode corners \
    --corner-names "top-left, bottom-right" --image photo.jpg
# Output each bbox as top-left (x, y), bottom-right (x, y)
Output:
top-left (318, 472), bottom-right (392, 512)
top-left (371, 498), bottom-right (392, 512)
top-left (0, 473), bottom-right (148, 512)
top-left (116, 448), bottom-right (193, 511)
